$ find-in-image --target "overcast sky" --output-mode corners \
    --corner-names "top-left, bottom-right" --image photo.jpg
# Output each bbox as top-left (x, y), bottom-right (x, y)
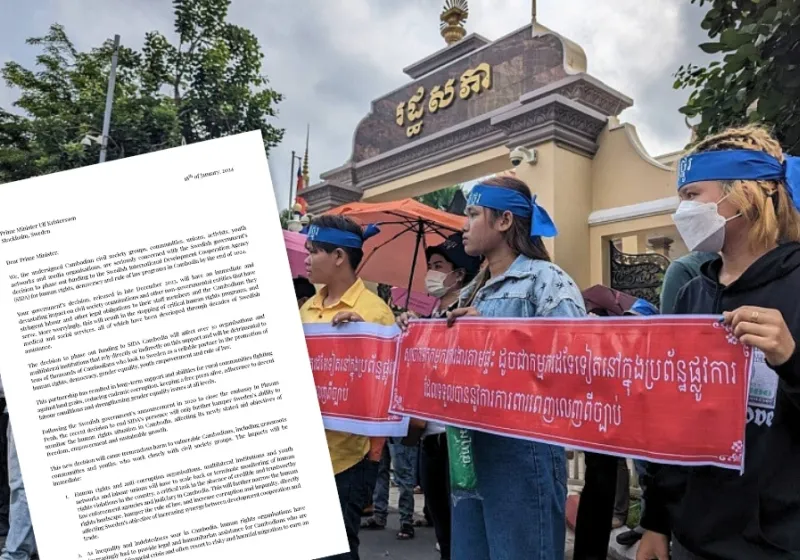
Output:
top-left (1, 0), bottom-right (714, 209)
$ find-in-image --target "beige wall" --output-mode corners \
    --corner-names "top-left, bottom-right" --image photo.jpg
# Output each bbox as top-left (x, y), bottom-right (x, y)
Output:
top-left (591, 124), bottom-right (679, 212)
top-left (363, 140), bottom-right (596, 290)
top-left (514, 143), bottom-right (593, 288)
top-left (360, 121), bottom-right (690, 294)
top-left (513, 142), bottom-right (556, 259)
top-left (362, 147), bottom-right (510, 202)
top-left (553, 147), bottom-right (593, 288)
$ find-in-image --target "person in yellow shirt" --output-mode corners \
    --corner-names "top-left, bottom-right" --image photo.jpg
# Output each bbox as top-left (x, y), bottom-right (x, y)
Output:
top-left (299, 214), bottom-right (396, 560)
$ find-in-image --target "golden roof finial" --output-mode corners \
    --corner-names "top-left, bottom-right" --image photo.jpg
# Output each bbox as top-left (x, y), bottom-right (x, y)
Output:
top-left (440, 0), bottom-right (469, 45)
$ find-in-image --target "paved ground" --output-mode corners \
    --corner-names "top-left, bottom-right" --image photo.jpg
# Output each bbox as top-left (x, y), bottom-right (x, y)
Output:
top-left (360, 487), bottom-right (579, 559)
top-left (359, 486), bottom-right (442, 560)
top-left (608, 528), bottom-right (640, 560)
top-left (0, 490), bottom-right (634, 560)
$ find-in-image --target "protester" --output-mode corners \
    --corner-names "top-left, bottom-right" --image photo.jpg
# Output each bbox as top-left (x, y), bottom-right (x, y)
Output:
top-left (574, 443), bottom-right (632, 560)
top-left (619, 259), bottom-right (716, 550)
top-left (446, 176), bottom-right (587, 559)
top-left (361, 439), bottom-right (418, 540)
top-left (574, 298), bottom-right (658, 559)
top-left (299, 215), bottom-right (396, 560)
top-left (659, 252), bottom-right (718, 314)
top-left (293, 276), bottom-right (316, 308)
top-left (394, 232), bottom-right (481, 559)
top-left (570, 307), bottom-right (619, 560)
top-left (637, 125), bottom-right (800, 560)
top-left (619, 298), bottom-right (657, 531)
top-left (603, 299), bottom-right (658, 550)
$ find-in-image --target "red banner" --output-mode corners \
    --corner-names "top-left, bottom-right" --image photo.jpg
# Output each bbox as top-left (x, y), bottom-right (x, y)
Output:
top-left (390, 317), bottom-right (752, 470)
top-left (303, 323), bottom-right (408, 437)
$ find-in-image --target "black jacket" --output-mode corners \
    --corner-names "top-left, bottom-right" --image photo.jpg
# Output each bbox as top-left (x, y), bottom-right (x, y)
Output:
top-left (641, 243), bottom-right (800, 559)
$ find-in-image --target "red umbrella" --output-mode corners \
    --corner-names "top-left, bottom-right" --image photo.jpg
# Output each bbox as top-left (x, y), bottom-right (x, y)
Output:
top-left (325, 199), bottom-right (466, 299)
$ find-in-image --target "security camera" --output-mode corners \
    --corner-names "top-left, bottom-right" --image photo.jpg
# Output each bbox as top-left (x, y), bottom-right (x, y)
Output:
top-left (509, 146), bottom-right (536, 167)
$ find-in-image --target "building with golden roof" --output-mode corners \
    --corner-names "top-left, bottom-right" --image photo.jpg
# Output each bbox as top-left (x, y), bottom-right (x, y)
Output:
top-left (303, 1), bottom-right (691, 305)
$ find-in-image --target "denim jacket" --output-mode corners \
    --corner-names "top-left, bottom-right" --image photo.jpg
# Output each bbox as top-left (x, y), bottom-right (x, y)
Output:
top-left (459, 255), bottom-right (586, 319)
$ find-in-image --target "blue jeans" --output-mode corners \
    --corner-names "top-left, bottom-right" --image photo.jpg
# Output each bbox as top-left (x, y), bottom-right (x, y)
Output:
top-left (1, 419), bottom-right (36, 560)
top-left (372, 441), bottom-right (417, 526)
top-left (451, 430), bottom-right (567, 560)
top-left (371, 444), bottom-right (391, 525)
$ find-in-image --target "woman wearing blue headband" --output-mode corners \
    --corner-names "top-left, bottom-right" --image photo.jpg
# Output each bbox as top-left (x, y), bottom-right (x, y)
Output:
top-left (639, 126), bottom-right (800, 560)
top-left (445, 174), bottom-right (586, 560)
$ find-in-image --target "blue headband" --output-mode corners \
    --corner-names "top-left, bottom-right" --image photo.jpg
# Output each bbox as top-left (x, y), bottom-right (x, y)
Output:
top-left (677, 149), bottom-right (800, 211)
top-left (466, 184), bottom-right (558, 238)
top-left (302, 223), bottom-right (380, 249)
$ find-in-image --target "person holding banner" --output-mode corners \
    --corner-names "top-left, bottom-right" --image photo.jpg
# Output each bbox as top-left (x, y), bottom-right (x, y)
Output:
top-left (299, 215), bottom-right (396, 560)
top-left (659, 252), bottom-right (717, 315)
top-left (637, 125), bottom-right (800, 560)
top-left (574, 298), bottom-right (658, 559)
top-left (395, 231), bottom-right (481, 559)
top-left (617, 256), bottom-right (716, 550)
top-left (445, 176), bottom-right (587, 559)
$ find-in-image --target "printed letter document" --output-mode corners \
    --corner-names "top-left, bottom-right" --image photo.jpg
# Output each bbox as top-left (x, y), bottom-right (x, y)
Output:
top-left (0, 132), bottom-right (348, 560)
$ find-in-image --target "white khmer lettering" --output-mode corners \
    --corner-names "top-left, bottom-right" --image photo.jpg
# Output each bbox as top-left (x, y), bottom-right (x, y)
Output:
top-left (422, 377), bottom-right (623, 433)
top-left (403, 345), bottom-right (742, 403)
top-left (309, 352), bottom-right (395, 384)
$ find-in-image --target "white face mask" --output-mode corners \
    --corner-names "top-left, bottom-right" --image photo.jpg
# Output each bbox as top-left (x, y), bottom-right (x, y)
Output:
top-left (425, 270), bottom-right (453, 298)
top-left (672, 195), bottom-right (739, 253)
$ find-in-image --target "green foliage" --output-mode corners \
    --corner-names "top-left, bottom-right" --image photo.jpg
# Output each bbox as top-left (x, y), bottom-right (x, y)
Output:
top-left (626, 498), bottom-right (642, 529)
top-left (279, 208), bottom-right (291, 230)
top-left (0, 25), bottom-right (181, 182)
top-left (674, 0), bottom-right (800, 154)
top-left (142, 0), bottom-right (284, 150)
top-left (0, 0), bottom-right (283, 183)
top-left (415, 185), bottom-right (460, 210)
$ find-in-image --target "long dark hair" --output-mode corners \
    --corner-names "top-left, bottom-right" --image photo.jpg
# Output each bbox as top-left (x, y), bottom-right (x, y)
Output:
top-left (480, 176), bottom-right (551, 262)
top-left (463, 176), bottom-right (551, 306)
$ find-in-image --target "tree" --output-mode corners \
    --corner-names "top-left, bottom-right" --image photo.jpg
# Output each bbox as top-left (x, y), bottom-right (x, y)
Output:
top-left (674, 0), bottom-right (800, 154)
top-left (415, 185), bottom-right (461, 211)
top-left (141, 0), bottom-right (284, 151)
top-left (279, 208), bottom-right (292, 230)
top-left (1, 25), bottom-right (181, 183)
top-left (0, 0), bottom-right (283, 183)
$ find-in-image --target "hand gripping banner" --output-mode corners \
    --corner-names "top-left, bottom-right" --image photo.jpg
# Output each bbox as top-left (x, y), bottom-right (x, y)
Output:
top-left (306, 317), bottom-right (753, 471)
top-left (303, 322), bottom-right (409, 437)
